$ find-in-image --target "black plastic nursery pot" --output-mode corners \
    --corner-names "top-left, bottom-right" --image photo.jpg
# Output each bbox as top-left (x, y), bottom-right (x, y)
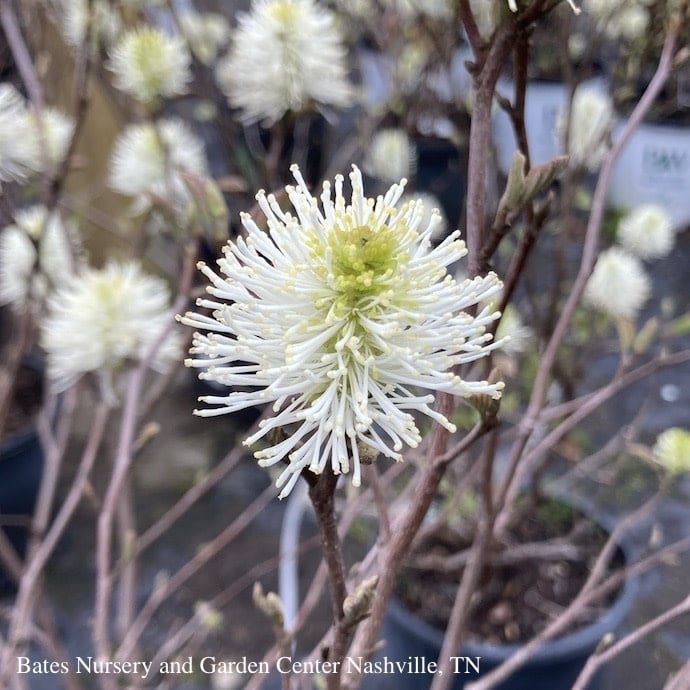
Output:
top-left (0, 425), bottom-right (43, 593)
top-left (379, 533), bottom-right (638, 690)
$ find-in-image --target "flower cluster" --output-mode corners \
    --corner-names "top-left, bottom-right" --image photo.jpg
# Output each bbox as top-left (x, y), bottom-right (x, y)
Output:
top-left (108, 27), bottom-right (192, 105)
top-left (0, 83), bottom-right (74, 185)
top-left (59, 0), bottom-right (121, 49)
top-left (41, 261), bottom-right (181, 393)
top-left (585, 0), bottom-right (649, 42)
top-left (363, 128), bottom-right (417, 184)
top-left (585, 199), bottom-right (677, 322)
top-left (178, 10), bottom-right (231, 66)
top-left (617, 204), bottom-right (674, 260)
top-left (584, 246), bottom-right (651, 320)
top-left (564, 86), bottom-right (615, 171)
top-left (215, 0), bottom-right (353, 124)
top-left (109, 118), bottom-right (209, 216)
top-left (653, 428), bottom-right (690, 475)
top-left (25, 107), bottom-right (75, 174)
top-left (181, 165), bottom-right (503, 497)
top-left (0, 84), bottom-right (35, 186)
top-left (0, 206), bottom-right (76, 311)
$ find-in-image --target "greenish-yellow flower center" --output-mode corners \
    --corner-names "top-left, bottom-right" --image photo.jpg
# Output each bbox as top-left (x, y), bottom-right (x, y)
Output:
top-left (269, 1), bottom-right (299, 25)
top-left (304, 218), bottom-right (412, 361)
top-left (330, 223), bottom-right (398, 299)
top-left (130, 31), bottom-right (167, 97)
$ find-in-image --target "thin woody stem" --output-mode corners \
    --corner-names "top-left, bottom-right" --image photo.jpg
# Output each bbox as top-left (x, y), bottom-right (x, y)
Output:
top-left (308, 467), bottom-right (349, 689)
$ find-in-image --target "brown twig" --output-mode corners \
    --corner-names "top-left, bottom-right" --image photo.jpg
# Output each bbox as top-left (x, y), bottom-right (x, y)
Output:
top-left (364, 464), bottom-right (391, 542)
top-left (244, 462), bottom-right (407, 690)
top-left (308, 467), bottom-right (349, 690)
top-left (93, 370), bottom-right (143, 686)
top-left (0, 310), bottom-right (33, 442)
top-left (465, 26), bottom-right (516, 277)
top-left (458, 0), bottom-right (484, 57)
top-left (0, 0), bottom-right (44, 108)
top-left (572, 591), bottom-right (690, 690)
top-left (44, 0), bottom-right (93, 211)
top-left (413, 537), bottom-right (586, 572)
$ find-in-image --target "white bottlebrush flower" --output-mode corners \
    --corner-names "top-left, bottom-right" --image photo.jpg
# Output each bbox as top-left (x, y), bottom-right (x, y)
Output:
top-left (108, 27), bottom-right (192, 104)
top-left (25, 107), bottom-right (75, 174)
top-left (0, 206), bottom-right (77, 310)
top-left (0, 83), bottom-right (35, 185)
top-left (585, 0), bottom-right (649, 41)
top-left (178, 11), bottom-right (231, 66)
top-left (363, 128), bottom-right (417, 184)
top-left (41, 261), bottom-right (181, 391)
top-left (215, 0), bottom-right (353, 124)
top-left (584, 246), bottom-right (651, 320)
top-left (653, 428), bottom-right (690, 475)
top-left (59, 0), bottom-right (121, 49)
top-left (612, 5), bottom-right (649, 41)
top-left (564, 86), bottom-right (615, 171)
top-left (180, 165), bottom-right (504, 498)
top-left (109, 118), bottom-right (208, 214)
top-left (617, 204), bottom-right (674, 260)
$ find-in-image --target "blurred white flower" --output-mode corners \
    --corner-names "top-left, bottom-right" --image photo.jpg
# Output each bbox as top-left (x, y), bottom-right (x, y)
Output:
top-left (109, 118), bottom-right (208, 214)
top-left (496, 304), bottom-right (533, 355)
top-left (108, 27), bottom-right (192, 104)
top-left (363, 128), bottom-right (416, 184)
top-left (42, 261), bottom-right (181, 391)
top-left (211, 667), bottom-right (244, 690)
top-left (653, 427), bottom-right (690, 475)
top-left (215, 0), bottom-right (353, 124)
top-left (0, 206), bottom-right (77, 310)
top-left (584, 247), bottom-right (651, 320)
top-left (585, 0), bottom-right (649, 41)
top-left (564, 86), bottom-right (615, 171)
top-left (0, 83), bottom-right (35, 186)
top-left (178, 11), bottom-right (230, 66)
top-left (59, 0), bottom-right (121, 49)
top-left (399, 191), bottom-right (448, 242)
top-left (180, 164), bottom-right (503, 498)
top-left (25, 107), bottom-right (75, 174)
top-left (613, 5), bottom-right (649, 40)
top-left (617, 204), bottom-right (674, 260)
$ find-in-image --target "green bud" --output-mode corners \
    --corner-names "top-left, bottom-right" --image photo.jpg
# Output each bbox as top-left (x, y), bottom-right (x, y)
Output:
top-left (497, 151), bottom-right (568, 221)
top-left (253, 582), bottom-right (285, 629)
top-left (343, 575), bottom-right (379, 625)
top-left (633, 317), bottom-right (659, 355)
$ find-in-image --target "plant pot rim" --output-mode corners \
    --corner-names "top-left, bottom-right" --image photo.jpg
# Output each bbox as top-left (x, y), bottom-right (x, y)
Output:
top-left (388, 495), bottom-right (639, 666)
